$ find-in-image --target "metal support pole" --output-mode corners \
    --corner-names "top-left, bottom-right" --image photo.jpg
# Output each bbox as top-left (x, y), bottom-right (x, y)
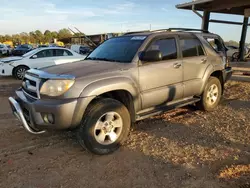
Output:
top-left (202, 11), bottom-right (210, 31)
top-left (239, 17), bottom-right (249, 61)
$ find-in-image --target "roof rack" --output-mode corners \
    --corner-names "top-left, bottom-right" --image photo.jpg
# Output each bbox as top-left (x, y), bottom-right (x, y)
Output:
top-left (123, 30), bottom-right (150, 35)
top-left (123, 28), bottom-right (210, 36)
top-left (167, 28), bottom-right (210, 33)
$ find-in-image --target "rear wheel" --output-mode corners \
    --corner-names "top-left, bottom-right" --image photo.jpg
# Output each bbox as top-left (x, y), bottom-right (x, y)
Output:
top-left (14, 66), bottom-right (29, 80)
top-left (77, 98), bottom-right (131, 155)
top-left (196, 77), bottom-right (222, 112)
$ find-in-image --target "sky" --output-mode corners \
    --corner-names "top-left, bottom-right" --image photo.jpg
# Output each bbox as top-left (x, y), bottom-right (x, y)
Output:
top-left (0, 0), bottom-right (249, 42)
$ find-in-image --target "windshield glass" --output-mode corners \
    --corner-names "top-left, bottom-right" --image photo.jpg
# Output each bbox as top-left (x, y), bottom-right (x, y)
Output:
top-left (0, 45), bottom-right (4, 48)
top-left (87, 36), bottom-right (147, 63)
top-left (22, 48), bottom-right (39, 57)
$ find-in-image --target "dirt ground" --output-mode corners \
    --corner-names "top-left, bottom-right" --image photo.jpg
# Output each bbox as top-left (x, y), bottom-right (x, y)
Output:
top-left (0, 77), bottom-right (249, 188)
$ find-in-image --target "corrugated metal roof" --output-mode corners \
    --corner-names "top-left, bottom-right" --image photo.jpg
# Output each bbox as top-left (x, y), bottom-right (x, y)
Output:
top-left (176, 0), bottom-right (250, 15)
top-left (176, 0), bottom-right (213, 9)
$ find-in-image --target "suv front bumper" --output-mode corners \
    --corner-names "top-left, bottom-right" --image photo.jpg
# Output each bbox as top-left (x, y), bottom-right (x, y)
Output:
top-left (9, 89), bottom-right (94, 134)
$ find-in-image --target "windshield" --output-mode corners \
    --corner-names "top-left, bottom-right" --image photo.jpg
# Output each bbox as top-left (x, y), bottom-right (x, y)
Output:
top-left (22, 48), bottom-right (40, 57)
top-left (0, 45), bottom-right (4, 48)
top-left (86, 36), bottom-right (146, 63)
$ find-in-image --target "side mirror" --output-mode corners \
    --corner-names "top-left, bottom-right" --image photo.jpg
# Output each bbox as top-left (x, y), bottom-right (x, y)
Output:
top-left (139, 50), bottom-right (162, 62)
top-left (32, 55), bottom-right (37, 59)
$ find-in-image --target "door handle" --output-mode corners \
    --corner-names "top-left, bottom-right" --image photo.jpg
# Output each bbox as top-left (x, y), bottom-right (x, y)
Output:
top-left (201, 58), bottom-right (207, 64)
top-left (173, 63), bottom-right (182, 68)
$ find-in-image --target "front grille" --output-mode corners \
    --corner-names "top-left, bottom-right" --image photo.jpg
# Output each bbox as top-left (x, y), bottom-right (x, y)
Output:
top-left (22, 87), bottom-right (38, 98)
top-left (22, 73), bottom-right (41, 99)
top-left (23, 78), bottom-right (36, 87)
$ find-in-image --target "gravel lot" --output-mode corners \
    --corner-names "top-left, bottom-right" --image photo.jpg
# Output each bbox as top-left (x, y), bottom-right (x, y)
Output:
top-left (0, 77), bottom-right (249, 188)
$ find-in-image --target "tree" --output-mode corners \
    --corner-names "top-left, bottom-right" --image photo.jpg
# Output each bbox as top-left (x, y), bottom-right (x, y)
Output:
top-left (12, 34), bottom-right (21, 45)
top-left (57, 28), bottom-right (72, 40)
top-left (225, 40), bottom-right (239, 47)
top-left (34, 30), bottom-right (44, 43)
top-left (29, 32), bottom-right (36, 43)
top-left (51, 31), bottom-right (58, 40)
top-left (20, 32), bottom-right (29, 43)
top-left (4, 35), bottom-right (12, 41)
top-left (44, 30), bottom-right (52, 43)
top-left (0, 35), bottom-right (4, 43)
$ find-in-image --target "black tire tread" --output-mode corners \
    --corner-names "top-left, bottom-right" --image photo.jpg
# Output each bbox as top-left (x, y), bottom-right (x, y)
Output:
top-left (196, 76), bottom-right (222, 112)
top-left (77, 98), bottom-right (131, 155)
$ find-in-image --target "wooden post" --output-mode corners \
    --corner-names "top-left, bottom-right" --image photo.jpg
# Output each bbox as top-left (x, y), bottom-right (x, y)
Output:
top-left (239, 17), bottom-right (249, 61)
top-left (202, 11), bottom-right (210, 31)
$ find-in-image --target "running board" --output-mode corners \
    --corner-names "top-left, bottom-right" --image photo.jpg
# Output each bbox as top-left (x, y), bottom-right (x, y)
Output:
top-left (136, 97), bottom-right (200, 121)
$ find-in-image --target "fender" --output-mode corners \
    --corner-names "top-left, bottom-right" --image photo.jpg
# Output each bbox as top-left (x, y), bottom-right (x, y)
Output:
top-left (199, 64), bottom-right (223, 94)
top-left (80, 76), bottom-right (141, 112)
top-left (70, 77), bottom-right (141, 128)
top-left (199, 64), bottom-right (214, 94)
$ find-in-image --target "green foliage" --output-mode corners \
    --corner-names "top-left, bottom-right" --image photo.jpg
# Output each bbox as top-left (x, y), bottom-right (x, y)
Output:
top-left (0, 28), bottom-right (72, 44)
top-left (224, 40), bottom-right (239, 47)
top-left (57, 29), bottom-right (72, 40)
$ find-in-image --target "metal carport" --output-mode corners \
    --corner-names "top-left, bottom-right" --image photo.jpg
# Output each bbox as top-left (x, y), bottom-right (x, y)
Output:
top-left (176, 0), bottom-right (250, 61)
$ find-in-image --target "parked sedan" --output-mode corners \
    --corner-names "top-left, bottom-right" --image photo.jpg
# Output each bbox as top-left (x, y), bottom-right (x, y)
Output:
top-left (12, 44), bottom-right (33, 56)
top-left (0, 47), bottom-right (86, 79)
top-left (0, 44), bottom-right (11, 56)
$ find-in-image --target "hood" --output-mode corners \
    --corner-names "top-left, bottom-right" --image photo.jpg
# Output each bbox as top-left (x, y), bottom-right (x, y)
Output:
top-left (0, 56), bottom-right (23, 63)
top-left (42, 60), bottom-right (132, 78)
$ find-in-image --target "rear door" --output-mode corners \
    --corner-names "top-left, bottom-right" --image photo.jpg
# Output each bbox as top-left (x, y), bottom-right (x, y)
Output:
top-left (53, 49), bottom-right (81, 65)
top-left (180, 36), bottom-right (208, 98)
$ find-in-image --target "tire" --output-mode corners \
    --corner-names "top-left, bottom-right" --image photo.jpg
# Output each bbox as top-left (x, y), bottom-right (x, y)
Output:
top-left (77, 98), bottom-right (131, 155)
top-left (196, 77), bottom-right (222, 112)
top-left (13, 66), bottom-right (29, 80)
top-left (232, 52), bottom-right (239, 61)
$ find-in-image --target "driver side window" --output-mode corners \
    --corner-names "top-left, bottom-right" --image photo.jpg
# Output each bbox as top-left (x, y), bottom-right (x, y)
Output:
top-left (35, 49), bottom-right (53, 58)
top-left (146, 38), bottom-right (177, 61)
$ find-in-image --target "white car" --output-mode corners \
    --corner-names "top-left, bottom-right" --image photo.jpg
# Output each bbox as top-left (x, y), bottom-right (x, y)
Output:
top-left (0, 44), bottom-right (11, 56)
top-left (226, 46), bottom-right (248, 61)
top-left (0, 47), bottom-right (86, 79)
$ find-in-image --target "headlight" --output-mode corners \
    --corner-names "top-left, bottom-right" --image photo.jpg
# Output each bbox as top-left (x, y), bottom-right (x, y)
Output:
top-left (40, 79), bottom-right (75, 97)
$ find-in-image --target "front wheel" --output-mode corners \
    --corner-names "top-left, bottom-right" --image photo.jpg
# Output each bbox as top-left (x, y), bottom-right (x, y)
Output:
top-left (77, 98), bottom-right (131, 155)
top-left (14, 66), bottom-right (29, 80)
top-left (196, 77), bottom-right (222, 112)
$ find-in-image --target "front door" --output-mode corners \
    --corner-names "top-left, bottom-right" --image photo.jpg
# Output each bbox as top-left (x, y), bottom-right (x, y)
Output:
top-left (29, 49), bottom-right (55, 69)
top-left (139, 36), bottom-right (183, 109)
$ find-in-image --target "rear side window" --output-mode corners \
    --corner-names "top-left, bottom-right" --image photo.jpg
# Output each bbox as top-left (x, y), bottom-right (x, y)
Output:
top-left (205, 38), bottom-right (225, 52)
top-left (147, 38), bottom-right (177, 60)
top-left (180, 38), bottom-right (205, 58)
top-left (55, 49), bottom-right (73, 56)
top-left (35, 49), bottom-right (53, 58)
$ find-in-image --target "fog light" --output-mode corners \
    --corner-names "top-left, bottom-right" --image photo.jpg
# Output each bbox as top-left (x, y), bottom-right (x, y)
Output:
top-left (43, 114), bottom-right (54, 124)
